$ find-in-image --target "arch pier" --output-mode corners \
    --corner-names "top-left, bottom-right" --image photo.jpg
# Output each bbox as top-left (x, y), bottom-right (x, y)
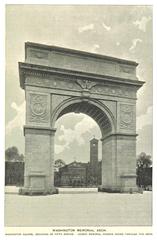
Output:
top-left (19, 42), bottom-right (144, 195)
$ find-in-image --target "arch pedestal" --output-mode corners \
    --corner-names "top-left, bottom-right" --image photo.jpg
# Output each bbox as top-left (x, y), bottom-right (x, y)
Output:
top-left (20, 126), bottom-right (57, 195)
top-left (100, 134), bottom-right (138, 193)
top-left (19, 42), bottom-right (144, 195)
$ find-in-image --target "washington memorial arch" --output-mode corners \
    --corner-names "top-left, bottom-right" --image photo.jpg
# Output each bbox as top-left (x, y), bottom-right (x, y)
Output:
top-left (18, 42), bottom-right (144, 195)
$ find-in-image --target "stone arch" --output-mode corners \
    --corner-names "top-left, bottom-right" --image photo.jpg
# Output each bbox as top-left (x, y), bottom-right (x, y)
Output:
top-left (51, 97), bottom-right (116, 138)
top-left (19, 42), bottom-right (144, 195)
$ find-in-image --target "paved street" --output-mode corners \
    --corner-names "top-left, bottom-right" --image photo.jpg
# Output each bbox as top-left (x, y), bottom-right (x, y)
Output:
top-left (5, 187), bottom-right (152, 227)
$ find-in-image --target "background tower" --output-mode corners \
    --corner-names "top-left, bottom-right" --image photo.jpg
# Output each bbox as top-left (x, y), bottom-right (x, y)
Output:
top-left (90, 137), bottom-right (99, 178)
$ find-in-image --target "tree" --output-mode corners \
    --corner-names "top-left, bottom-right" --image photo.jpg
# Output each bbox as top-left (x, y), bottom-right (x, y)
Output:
top-left (54, 159), bottom-right (66, 169)
top-left (5, 146), bottom-right (24, 162)
top-left (137, 152), bottom-right (152, 168)
top-left (17, 154), bottom-right (24, 162)
top-left (136, 152), bottom-right (152, 189)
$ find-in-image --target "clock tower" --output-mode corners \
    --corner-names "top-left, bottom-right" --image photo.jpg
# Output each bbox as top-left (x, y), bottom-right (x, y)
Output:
top-left (90, 137), bottom-right (99, 177)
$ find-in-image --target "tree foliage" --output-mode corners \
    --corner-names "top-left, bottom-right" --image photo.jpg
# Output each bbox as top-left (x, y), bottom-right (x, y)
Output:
top-left (5, 161), bottom-right (24, 186)
top-left (54, 159), bottom-right (66, 169)
top-left (137, 152), bottom-right (152, 168)
top-left (5, 146), bottom-right (24, 162)
top-left (136, 152), bottom-right (152, 189)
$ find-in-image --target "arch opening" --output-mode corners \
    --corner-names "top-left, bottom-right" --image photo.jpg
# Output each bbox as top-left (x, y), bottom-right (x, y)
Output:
top-left (54, 112), bottom-right (102, 188)
top-left (54, 112), bottom-right (102, 162)
top-left (52, 98), bottom-right (115, 189)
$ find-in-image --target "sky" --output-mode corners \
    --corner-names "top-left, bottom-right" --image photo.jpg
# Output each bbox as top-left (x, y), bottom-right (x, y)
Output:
top-left (5, 5), bottom-right (153, 164)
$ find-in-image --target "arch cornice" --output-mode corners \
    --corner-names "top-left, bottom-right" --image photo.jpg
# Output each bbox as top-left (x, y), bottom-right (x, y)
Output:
top-left (19, 62), bottom-right (145, 90)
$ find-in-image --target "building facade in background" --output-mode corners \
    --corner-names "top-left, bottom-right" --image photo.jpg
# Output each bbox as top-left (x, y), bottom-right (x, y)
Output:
top-left (54, 137), bottom-right (102, 187)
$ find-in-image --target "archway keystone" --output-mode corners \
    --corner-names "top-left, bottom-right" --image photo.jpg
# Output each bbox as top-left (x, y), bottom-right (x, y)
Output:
top-left (19, 42), bottom-right (144, 194)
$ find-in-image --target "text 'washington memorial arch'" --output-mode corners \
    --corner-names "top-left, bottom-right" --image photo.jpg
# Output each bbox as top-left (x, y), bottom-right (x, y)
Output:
top-left (18, 42), bottom-right (144, 195)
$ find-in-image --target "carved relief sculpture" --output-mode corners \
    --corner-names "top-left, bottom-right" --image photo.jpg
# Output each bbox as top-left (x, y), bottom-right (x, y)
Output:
top-left (29, 93), bottom-right (49, 123)
top-left (120, 104), bottom-right (134, 129)
top-left (76, 79), bottom-right (97, 90)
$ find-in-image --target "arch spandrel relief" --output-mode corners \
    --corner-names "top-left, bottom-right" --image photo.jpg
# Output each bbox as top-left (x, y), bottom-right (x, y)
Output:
top-left (26, 92), bottom-right (50, 126)
top-left (116, 102), bottom-right (136, 133)
top-left (99, 100), bottom-right (117, 122)
top-left (120, 104), bottom-right (136, 130)
top-left (51, 94), bottom-right (71, 120)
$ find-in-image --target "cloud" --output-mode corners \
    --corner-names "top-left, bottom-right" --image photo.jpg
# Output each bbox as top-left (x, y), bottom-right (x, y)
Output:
top-left (6, 101), bottom-right (25, 135)
top-left (102, 22), bottom-right (111, 31)
top-left (133, 16), bottom-right (151, 32)
top-left (137, 124), bottom-right (152, 156)
top-left (129, 38), bottom-right (142, 51)
top-left (55, 115), bottom-right (97, 154)
top-left (93, 44), bottom-right (100, 49)
top-left (137, 105), bottom-right (152, 131)
top-left (91, 44), bottom-right (100, 53)
top-left (59, 116), bottom-right (97, 145)
top-left (55, 144), bottom-right (66, 154)
top-left (78, 23), bottom-right (94, 33)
